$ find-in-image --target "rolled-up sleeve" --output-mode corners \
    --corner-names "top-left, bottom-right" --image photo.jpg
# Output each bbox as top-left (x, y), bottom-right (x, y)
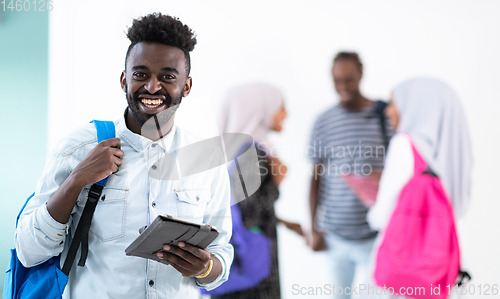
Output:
top-left (196, 165), bottom-right (233, 290)
top-left (15, 147), bottom-right (72, 267)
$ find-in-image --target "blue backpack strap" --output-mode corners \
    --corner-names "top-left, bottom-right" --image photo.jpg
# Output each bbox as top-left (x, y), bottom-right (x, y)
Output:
top-left (91, 120), bottom-right (115, 143)
top-left (62, 120), bottom-right (116, 275)
top-left (17, 121), bottom-right (115, 226)
top-left (15, 193), bottom-right (35, 228)
top-left (8, 120), bottom-right (116, 299)
top-left (90, 120), bottom-right (116, 186)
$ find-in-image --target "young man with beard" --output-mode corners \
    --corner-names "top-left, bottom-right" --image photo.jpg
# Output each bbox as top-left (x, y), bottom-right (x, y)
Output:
top-left (15, 13), bottom-right (233, 298)
top-left (307, 52), bottom-right (392, 298)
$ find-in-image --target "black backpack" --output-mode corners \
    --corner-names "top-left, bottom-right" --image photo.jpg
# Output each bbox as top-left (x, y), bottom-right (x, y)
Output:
top-left (368, 100), bottom-right (390, 149)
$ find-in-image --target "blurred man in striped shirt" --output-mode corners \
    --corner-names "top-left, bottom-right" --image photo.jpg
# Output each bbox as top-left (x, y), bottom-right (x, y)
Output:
top-left (307, 52), bottom-right (392, 298)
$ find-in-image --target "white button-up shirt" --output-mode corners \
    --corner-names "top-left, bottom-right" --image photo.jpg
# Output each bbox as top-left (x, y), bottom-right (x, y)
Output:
top-left (15, 115), bottom-right (233, 299)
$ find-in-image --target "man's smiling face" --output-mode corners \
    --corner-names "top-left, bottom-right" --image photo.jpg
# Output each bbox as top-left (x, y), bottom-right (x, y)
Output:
top-left (121, 42), bottom-right (192, 129)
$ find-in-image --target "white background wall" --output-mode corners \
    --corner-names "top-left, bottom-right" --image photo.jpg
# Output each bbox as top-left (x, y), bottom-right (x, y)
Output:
top-left (48, 1), bottom-right (500, 298)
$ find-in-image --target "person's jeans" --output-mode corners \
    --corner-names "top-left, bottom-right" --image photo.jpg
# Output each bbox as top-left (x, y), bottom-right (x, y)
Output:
top-left (325, 233), bottom-right (376, 298)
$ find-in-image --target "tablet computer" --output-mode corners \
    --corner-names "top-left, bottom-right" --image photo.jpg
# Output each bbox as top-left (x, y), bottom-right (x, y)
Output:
top-left (125, 215), bottom-right (219, 264)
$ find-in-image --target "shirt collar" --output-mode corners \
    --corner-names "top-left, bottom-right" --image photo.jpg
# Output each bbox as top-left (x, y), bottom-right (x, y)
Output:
top-left (117, 110), bottom-right (177, 153)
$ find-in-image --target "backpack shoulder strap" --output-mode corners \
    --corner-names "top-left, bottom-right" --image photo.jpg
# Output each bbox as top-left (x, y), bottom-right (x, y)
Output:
top-left (406, 134), bottom-right (432, 176)
top-left (90, 120), bottom-right (116, 186)
top-left (91, 120), bottom-right (115, 143)
top-left (16, 120), bottom-right (115, 229)
top-left (372, 100), bottom-right (390, 149)
top-left (15, 193), bottom-right (35, 228)
top-left (62, 120), bottom-right (115, 275)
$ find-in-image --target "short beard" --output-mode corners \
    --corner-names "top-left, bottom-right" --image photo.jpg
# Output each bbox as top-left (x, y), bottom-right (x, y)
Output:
top-left (339, 93), bottom-right (364, 110)
top-left (125, 85), bottom-right (183, 128)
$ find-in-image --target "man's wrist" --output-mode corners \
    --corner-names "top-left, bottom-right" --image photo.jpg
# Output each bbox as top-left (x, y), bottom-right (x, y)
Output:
top-left (67, 171), bottom-right (88, 189)
top-left (195, 254), bottom-right (222, 285)
top-left (195, 259), bottom-right (213, 279)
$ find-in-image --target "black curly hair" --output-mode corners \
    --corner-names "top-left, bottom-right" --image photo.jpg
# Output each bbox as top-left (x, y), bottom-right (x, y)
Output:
top-left (125, 13), bottom-right (197, 76)
top-left (333, 52), bottom-right (363, 73)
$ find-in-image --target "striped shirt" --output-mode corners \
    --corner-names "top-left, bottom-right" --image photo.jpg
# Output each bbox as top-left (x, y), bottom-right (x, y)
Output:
top-left (308, 102), bottom-right (392, 240)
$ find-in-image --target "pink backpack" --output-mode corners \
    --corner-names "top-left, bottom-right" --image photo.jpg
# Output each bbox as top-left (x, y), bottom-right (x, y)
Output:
top-left (374, 138), bottom-right (460, 299)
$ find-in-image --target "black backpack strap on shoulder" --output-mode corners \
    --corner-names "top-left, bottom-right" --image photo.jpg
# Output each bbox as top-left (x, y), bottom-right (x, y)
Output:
top-left (61, 184), bottom-right (103, 276)
top-left (422, 167), bottom-right (439, 177)
top-left (60, 120), bottom-right (114, 276)
top-left (371, 100), bottom-right (390, 149)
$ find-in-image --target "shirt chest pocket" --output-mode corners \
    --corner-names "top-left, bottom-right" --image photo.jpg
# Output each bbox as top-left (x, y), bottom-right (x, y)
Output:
top-left (175, 189), bottom-right (211, 223)
top-left (87, 187), bottom-right (129, 242)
